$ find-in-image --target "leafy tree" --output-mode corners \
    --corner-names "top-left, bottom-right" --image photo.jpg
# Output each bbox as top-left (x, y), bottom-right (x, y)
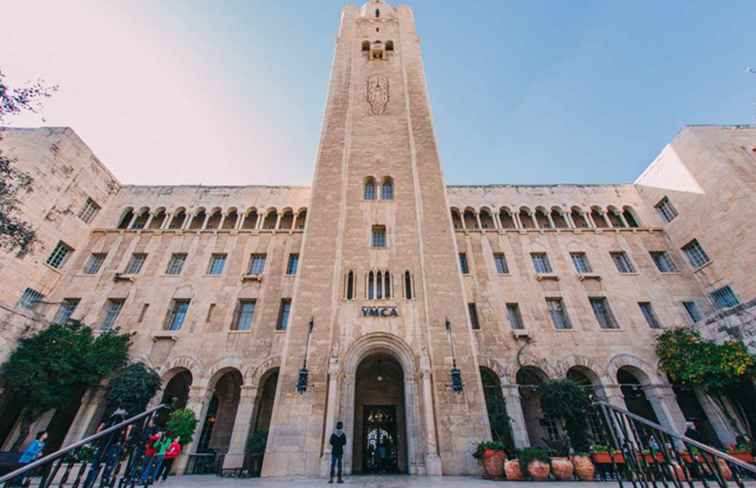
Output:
top-left (165, 408), bottom-right (198, 446)
top-left (0, 68), bottom-right (57, 256)
top-left (538, 379), bottom-right (591, 453)
top-left (0, 320), bottom-right (130, 450)
top-left (105, 362), bottom-right (162, 418)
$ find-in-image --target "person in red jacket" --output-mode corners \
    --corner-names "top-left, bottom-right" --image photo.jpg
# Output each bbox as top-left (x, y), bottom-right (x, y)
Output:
top-left (139, 431), bottom-right (163, 480)
top-left (158, 436), bottom-right (181, 482)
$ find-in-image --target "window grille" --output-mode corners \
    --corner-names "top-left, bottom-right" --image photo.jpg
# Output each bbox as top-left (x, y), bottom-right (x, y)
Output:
top-left (570, 252), bottom-right (592, 273)
top-left (78, 197), bottom-right (101, 223)
top-left (84, 253), bottom-right (107, 274)
top-left (47, 241), bottom-right (73, 269)
top-left (710, 286), bottom-right (739, 310)
top-left (681, 240), bottom-right (710, 268)
top-left (682, 301), bottom-right (702, 323)
top-left (654, 196), bottom-right (678, 223)
top-left (166, 253), bottom-right (187, 275)
top-left (19, 288), bottom-right (44, 310)
top-left (650, 251), bottom-right (678, 272)
top-left (54, 298), bottom-right (80, 324)
top-left (531, 253), bottom-right (553, 274)
top-left (125, 253), bottom-right (147, 274)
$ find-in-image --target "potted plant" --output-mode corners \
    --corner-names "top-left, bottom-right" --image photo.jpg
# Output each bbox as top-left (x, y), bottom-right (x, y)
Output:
top-left (473, 440), bottom-right (507, 479)
top-left (572, 451), bottom-right (595, 481)
top-left (545, 437), bottom-right (574, 480)
top-left (591, 444), bottom-right (612, 464)
top-left (165, 408), bottom-right (198, 445)
top-left (519, 447), bottom-right (551, 481)
top-left (504, 456), bottom-right (524, 481)
top-left (726, 444), bottom-right (754, 464)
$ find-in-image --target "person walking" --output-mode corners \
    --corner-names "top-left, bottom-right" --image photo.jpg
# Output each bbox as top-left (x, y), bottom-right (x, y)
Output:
top-left (11, 431), bottom-right (47, 486)
top-left (157, 436), bottom-right (181, 482)
top-left (328, 421), bottom-right (346, 484)
top-left (140, 433), bottom-right (172, 484)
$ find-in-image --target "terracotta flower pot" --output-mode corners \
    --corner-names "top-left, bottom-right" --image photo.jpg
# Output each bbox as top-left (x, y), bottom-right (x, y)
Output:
top-left (528, 459), bottom-right (551, 481)
top-left (504, 458), bottom-right (524, 480)
top-left (550, 457), bottom-right (574, 481)
top-left (592, 452), bottom-right (612, 464)
top-left (613, 453), bottom-right (625, 464)
top-left (716, 458), bottom-right (733, 481)
top-left (482, 450), bottom-right (506, 479)
top-left (670, 462), bottom-right (689, 482)
top-left (572, 455), bottom-right (595, 481)
top-left (729, 452), bottom-right (754, 464)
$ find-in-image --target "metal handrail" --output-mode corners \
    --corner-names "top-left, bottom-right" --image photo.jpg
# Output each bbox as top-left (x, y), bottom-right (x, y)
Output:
top-left (0, 403), bottom-right (169, 484)
top-left (594, 399), bottom-right (756, 475)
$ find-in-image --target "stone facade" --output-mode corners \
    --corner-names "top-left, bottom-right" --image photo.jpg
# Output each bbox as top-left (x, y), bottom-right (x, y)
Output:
top-left (0, 0), bottom-right (754, 478)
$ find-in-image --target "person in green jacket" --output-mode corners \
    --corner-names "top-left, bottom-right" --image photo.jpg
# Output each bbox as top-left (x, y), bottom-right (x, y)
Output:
top-left (141, 433), bottom-right (172, 483)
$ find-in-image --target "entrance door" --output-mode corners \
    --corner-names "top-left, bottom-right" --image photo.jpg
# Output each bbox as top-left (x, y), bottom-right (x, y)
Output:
top-left (362, 405), bottom-right (399, 473)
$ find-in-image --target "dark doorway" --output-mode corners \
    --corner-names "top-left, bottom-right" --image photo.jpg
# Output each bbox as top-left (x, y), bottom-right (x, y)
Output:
top-left (45, 393), bottom-right (84, 453)
top-left (0, 392), bottom-right (23, 449)
top-left (618, 368), bottom-right (659, 424)
top-left (245, 369), bottom-right (279, 476)
top-left (362, 405), bottom-right (399, 473)
top-left (159, 369), bottom-right (192, 425)
top-left (673, 386), bottom-right (721, 448)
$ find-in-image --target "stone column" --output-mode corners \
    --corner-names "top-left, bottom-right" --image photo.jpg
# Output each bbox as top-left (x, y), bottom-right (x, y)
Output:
top-left (320, 356), bottom-right (341, 476)
top-left (501, 384), bottom-right (529, 448)
top-left (175, 383), bottom-right (211, 475)
top-left (492, 212), bottom-right (502, 230)
top-left (694, 389), bottom-right (737, 446)
top-left (223, 385), bottom-right (258, 469)
top-left (475, 212), bottom-right (482, 231)
top-left (62, 386), bottom-right (107, 445)
top-left (420, 355), bottom-right (442, 475)
top-left (645, 385), bottom-right (686, 436)
top-left (547, 213), bottom-right (556, 229)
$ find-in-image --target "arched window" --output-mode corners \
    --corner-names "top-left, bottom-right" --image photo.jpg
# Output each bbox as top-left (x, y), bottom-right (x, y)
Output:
top-left (463, 209), bottom-right (478, 230)
top-left (364, 177), bottom-right (376, 200)
top-left (385, 40), bottom-right (394, 52)
top-left (591, 207), bottom-right (608, 228)
top-left (376, 271), bottom-right (383, 299)
top-left (623, 206), bottom-right (640, 228)
top-left (499, 208), bottom-right (516, 229)
top-left (368, 271), bottom-right (375, 300)
top-left (205, 209), bottom-right (223, 229)
top-left (607, 207), bottom-right (625, 228)
top-left (571, 207), bottom-right (589, 228)
top-left (131, 208), bottom-right (150, 229)
top-left (551, 208), bottom-right (568, 229)
top-left (384, 271), bottom-right (391, 298)
top-left (479, 208), bottom-right (495, 229)
top-left (519, 208), bottom-right (535, 229)
top-left (222, 209), bottom-right (238, 229)
top-left (375, 8), bottom-right (380, 18)
top-left (295, 210), bottom-right (307, 229)
top-left (404, 271), bottom-right (413, 299)
top-left (168, 209), bottom-right (186, 229)
top-left (117, 208), bottom-right (134, 229)
top-left (346, 271), bottom-right (354, 300)
top-left (535, 208), bottom-right (551, 229)
top-left (149, 208), bottom-right (166, 229)
top-left (381, 177), bottom-right (394, 200)
top-left (262, 209), bottom-right (277, 229)
top-left (189, 209), bottom-right (206, 230)
top-left (362, 40), bottom-right (370, 52)
top-left (242, 209), bottom-right (258, 229)
top-left (451, 209), bottom-right (463, 229)
top-left (278, 209), bottom-right (294, 230)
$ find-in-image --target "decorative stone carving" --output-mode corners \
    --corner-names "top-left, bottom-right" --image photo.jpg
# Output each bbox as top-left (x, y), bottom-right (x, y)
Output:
top-left (367, 74), bottom-right (389, 115)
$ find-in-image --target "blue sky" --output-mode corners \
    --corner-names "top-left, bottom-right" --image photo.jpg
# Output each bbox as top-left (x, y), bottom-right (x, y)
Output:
top-left (3, 1), bottom-right (755, 186)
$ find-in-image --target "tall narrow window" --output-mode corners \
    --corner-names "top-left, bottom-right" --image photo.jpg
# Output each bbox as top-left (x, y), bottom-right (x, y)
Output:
top-left (570, 252), bottom-right (592, 273)
top-left (546, 298), bottom-right (571, 329)
top-left (18, 288), bottom-right (44, 310)
top-left (376, 271), bottom-right (383, 299)
top-left (277, 299), bottom-right (292, 330)
top-left (207, 254), bottom-right (227, 275)
top-left (247, 254), bottom-right (267, 276)
top-left (638, 302), bottom-right (661, 329)
top-left (166, 253), bottom-right (187, 275)
top-left (381, 178), bottom-right (394, 200)
top-left (232, 300), bottom-right (256, 331)
top-left (384, 271), bottom-right (391, 298)
top-left (84, 253), bottom-right (107, 274)
top-left (468, 303), bottom-right (480, 330)
top-left (367, 271), bottom-right (375, 300)
top-left (372, 225), bottom-right (387, 248)
top-left (709, 286), bottom-right (739, 310)
top-left (655, 197), bottom-right (678, 223)
top-left (610, 251), bottom-right (635, 273)
top-left (166, 299), bottom-right (190, 331)
top-left (650, 251), bottom-right (678, 272)
top-left (682, 301), bottom-right (702, 323)
top-left (47, 241), bottom-right (74, 269)
top-left (459, 253), bottom-right (469, 274)
top-left (590, 297), bottom-right (618, 329)
top-left (125, 253), bottom-right (147, 274)
top-left (531, 252), bottom-right (552, 274)
top-left (346, 271), bottom-right (355, 300)
top-left (54, 298), bottom-right (80, 324)
top-left (101, 299), bottom-right (125, 330)
top-left (78, 198), bottom-right (101, 223)
top-left (404, 271), bottom-right (413, 299)
top-left (506, 303), bottom-right (524, 330)
top-left (681, 239), bottom-right (710, 268)
top-left (493, 253), bottom-right (509, 274)
top-left (286, 254), bottom-right (299, 275)
top-left (364, 178), bottom-right (376, 200)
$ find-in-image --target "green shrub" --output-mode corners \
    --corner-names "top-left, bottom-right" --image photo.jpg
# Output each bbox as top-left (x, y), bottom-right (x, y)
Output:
top-left (518, 447), bottom-right (550, 467)
top-left (537, 379), bottom-right (591, 452)
top-left (165, 408), bottom-right (198, 445)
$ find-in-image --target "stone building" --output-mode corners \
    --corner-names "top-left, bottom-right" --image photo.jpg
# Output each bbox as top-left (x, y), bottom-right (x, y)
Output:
top-left (0, 0), bottom-right (754, 478)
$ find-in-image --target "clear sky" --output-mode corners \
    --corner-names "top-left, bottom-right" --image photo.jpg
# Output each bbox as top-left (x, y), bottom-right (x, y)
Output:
top-left (2, 1), bottom-right (755, 186)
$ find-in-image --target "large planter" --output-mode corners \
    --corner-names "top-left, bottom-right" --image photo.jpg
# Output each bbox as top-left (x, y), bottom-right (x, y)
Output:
top-left (613, 453), bottom-right (626, 464)
top-left (550, 457), bottom-right (574, 480)
top-left (527, 459), bottom-right (551, 481)
top-left (482, 449), bottom-right (506, 479)
top-left (728, 452), bottom-right (754, 464)
top-left (670, 462), bottom-right (689, 482)
top-left (716, 458), bottom-right (733, 481)
top-left (572, 455), bottom-right (595, 481)
top-left (504, 459), bottom-right (524, 481)
top-left (592, 452), bottom-right (612, 464)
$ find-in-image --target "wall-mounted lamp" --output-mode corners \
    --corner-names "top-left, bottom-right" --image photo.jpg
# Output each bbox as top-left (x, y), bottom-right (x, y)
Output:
top-left (445, 318), bottom-right (464, 393)
top-left (297, 317), bottom-right (314, 394)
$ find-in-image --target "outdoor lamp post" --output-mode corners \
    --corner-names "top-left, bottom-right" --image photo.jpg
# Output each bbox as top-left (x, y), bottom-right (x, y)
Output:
top-left (297, 317), bottom-right (314, 393)
top-left (445, 318), bottom-right (464, 393)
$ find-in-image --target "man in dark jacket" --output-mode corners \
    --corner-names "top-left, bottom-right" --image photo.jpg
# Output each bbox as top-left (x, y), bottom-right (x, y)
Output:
top-left (329, 421), bottom-right (347, 484)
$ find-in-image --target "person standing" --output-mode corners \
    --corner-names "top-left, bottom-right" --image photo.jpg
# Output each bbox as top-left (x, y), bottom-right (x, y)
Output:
top-left (11, 431), bottom-right (47, 487)
top-left (157, 436), bottom-right (181, 482)
top-left (328, 421), bottom-right (346, 484)
top-left (141, 433), bottom-right (172, 484)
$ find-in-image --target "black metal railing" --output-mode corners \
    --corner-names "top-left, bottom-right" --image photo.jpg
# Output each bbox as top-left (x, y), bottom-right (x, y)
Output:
top-left (595, 400), bottom-right (756, 488)
top-left (0, 403), bottom-right (171, 488)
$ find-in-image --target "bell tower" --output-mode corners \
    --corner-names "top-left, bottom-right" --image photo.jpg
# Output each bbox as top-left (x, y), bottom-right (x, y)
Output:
top-left (262, 0), bottom-right (490, 476)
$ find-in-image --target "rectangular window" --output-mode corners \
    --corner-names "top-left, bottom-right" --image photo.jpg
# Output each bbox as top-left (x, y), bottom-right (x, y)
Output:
top-left (276, 299), bottom-right (292, 330)
top-left (638, 302), bottom-right (661, 329)
top-left (459, 253), bottom-right (470, 274)
top-left (709, 286), bottom-right (739, 310)
top-left (18, 288), bottom-right (44, 310)
top-left (165, 253), bottom-right (187, 275)
top-left (681, 239), bottom-right (710, 268)
top-left (166, 299), bottom-right (190, 331)
top-left (650, 251), bottom-right (678, 272)
top-left (232, 300), bottom-right (256, 331)
top-left (372, 225), bottom-right (387, 248)
top-left (655, 196), bottom-right (678, 223)
top-left (590, 297), bottom-right (618, 329)
top-left (531, 253), bottom-right (553, 274)
top-left (47, 241), bottom-right (74, 269)
top-left (84, 253), bottom-right (107, 274)
top-left (570, 252), bottom-right (592, 273)
top-left (54, 298), bottom-right (80, 324)
top-left (682, 301), bottom-right (702, 323)
top-left (286, 254), bottom-right (299, 275)
top-left (101, 299), bottom-right (125, 330)
top-left (247, 254), bottom-right (266, 276)
top-left (493, 253), bottom-right (509, 274)
top-left (546, 297), bottom-right (571, 329)
top-left (610, 251), bottom-right (635, 273)
top-left (506, 303), bottom-right (524, 329)
top-left (78, 197), bottom-right (101, 223)
top-left (207, 254), bottom-right (227, 275)
top-left (125, 253), bottom-right (147, 274)
top-left (468, 303), bottom-right (480, 329)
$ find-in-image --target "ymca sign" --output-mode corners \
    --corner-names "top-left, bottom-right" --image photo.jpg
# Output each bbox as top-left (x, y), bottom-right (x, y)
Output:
top-left (360, 306), bottom-right (399, 318)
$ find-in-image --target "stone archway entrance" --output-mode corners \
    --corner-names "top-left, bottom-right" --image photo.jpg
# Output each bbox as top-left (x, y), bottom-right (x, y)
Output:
top-left (353, 353), bottom-right (407, 474)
